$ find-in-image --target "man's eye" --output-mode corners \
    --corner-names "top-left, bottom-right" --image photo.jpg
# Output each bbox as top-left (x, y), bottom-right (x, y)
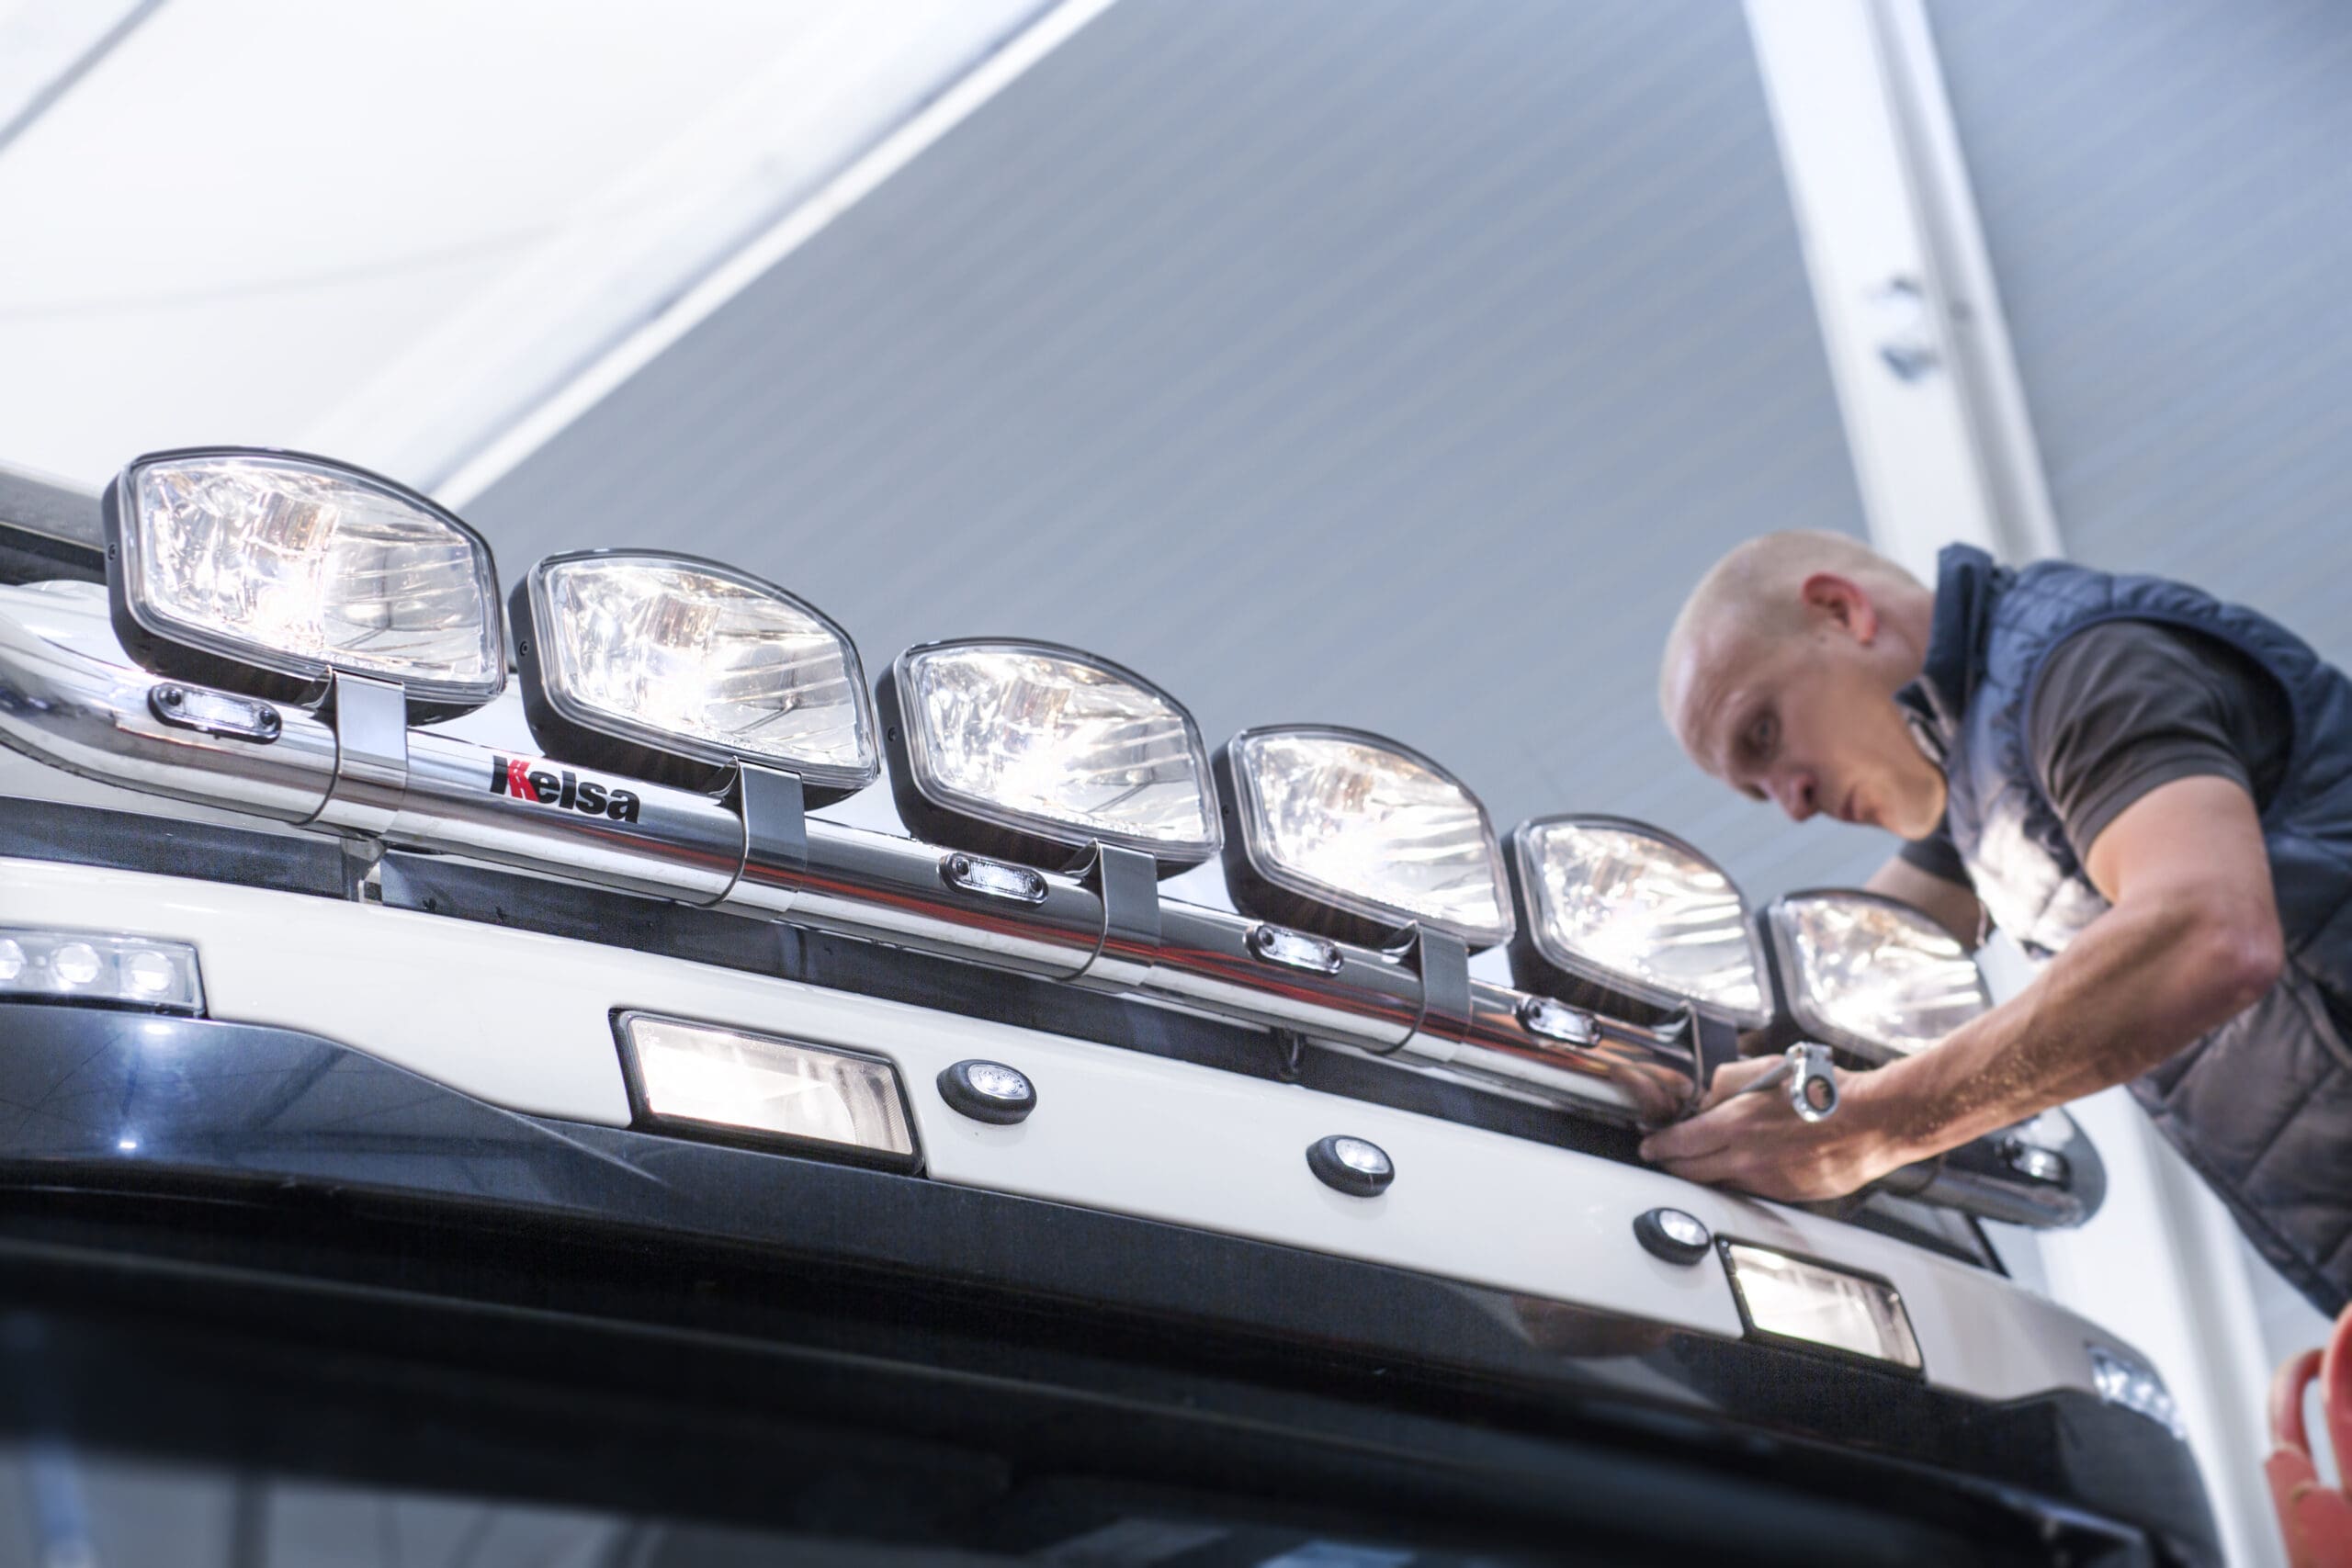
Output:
top-left (1746, 713), bottom-right (1779, 761)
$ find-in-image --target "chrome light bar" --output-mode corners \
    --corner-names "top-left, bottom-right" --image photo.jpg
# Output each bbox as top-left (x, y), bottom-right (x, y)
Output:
top-left (0, 594), bottom-right (1691, 1118)
top-left (0, 592), bottom-right (2089, 1227)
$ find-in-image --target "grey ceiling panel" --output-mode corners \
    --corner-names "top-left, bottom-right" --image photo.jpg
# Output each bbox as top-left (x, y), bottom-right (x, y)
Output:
top-left (1928, 0), bottom-right (2352, 666)
top-left (473, 0), bottom-right (1888, 903)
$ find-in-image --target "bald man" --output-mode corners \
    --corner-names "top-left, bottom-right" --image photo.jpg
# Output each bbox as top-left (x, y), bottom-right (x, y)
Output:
top-left (1649, 532), bottom-right (2352, 1315)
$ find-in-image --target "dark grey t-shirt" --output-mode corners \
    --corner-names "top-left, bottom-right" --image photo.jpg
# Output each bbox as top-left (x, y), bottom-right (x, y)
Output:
top-left (1899, 620), bottom-right (2291, 888)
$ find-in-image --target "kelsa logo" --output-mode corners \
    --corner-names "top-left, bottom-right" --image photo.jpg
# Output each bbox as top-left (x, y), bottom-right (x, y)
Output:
top-left (490, 755), bottom-right (641, 823)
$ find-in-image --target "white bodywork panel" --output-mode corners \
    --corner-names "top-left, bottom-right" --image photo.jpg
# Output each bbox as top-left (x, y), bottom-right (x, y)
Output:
top-left (0, 852), bottom-right (2147, 1407)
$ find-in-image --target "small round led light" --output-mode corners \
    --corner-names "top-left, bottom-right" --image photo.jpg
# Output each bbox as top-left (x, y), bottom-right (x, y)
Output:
top-left (937, 1059), bottom-right (1037, 1125)
top-left (1307, 1134), bottom-right (1394, 1197)
top-left (1634, 1206), bottom-right (1713, 1265)
top-left (2002, 1139), bottom-right (2070, 1186)
top-left (122, 950), bottom-right (175, 996)
top-left (0, 939), bottom-right (22, 983)
top-left (51, 942), bottom-right (101, 987)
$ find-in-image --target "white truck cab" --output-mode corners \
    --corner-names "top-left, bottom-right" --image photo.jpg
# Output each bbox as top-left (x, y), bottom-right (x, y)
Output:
top-left (0, 453), bottom-right (2217, 1566)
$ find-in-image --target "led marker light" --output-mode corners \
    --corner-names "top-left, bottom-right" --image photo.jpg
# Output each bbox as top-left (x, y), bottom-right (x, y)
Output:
top-left (943, 853), bottom-right (1047, 904)
top-left (1517, 995), bottom-right (1597, 1045)
top-left (0, 929), bottom-right (203, 1013)
top-left (1248, 922), bottom-right (1344, 975)
top-left (1307, 1134), bottom-right (1394, 1197)
top-left (1634, 1207), bottom-right (1712, 1265)
top-left (2002, 1139), bottom-right (2070, 1185)
top-left (2090, 1346), bottom-right (2187, 1439)
top-left (937, 1059), bottom-right (1036, 1124)
top-left (149, 683), bottom-right (281, 741)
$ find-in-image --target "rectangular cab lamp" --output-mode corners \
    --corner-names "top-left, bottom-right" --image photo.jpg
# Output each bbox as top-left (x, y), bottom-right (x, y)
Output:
top-left (1722, 1242), bottom-right (1922, 1371)
top-left (616, 1011), bottom-right (917, 1168)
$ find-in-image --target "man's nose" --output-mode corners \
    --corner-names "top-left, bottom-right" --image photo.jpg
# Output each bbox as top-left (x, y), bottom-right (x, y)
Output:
top-left (1769, 771), bottom-right (1818, 822)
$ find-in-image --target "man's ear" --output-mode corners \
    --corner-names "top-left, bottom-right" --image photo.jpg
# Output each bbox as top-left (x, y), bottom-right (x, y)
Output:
top-left (1799, 571), bottom-right (1880, 644)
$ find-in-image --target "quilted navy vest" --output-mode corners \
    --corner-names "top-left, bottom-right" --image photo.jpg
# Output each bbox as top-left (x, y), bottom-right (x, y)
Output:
top-left (1898, 545), bottom-right (2352, 1314)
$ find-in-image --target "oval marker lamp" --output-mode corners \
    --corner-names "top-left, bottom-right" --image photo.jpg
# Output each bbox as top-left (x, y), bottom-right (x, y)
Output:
top-left (1505, 815), bottom-right (1769, 1029)
top-left (513, 551), bottom-right (878, 800)
top-left (104, 447), bottom-right (504, 721)
top-left (1215, 726), bottom-right (1513, 951)
top-left (876, 639), bottom-right (1220, 875)
top-left (1762, 890), bottom-right (1990, 1063)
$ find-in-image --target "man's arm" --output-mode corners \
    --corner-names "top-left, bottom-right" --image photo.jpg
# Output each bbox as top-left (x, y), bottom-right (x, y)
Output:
top-left (1864, 856), bottom-right (1985, 950)
top-left (1642, 774), bottom-right (2282, 1198)
top-left (1860, 772), bottom-right (2282, 1157)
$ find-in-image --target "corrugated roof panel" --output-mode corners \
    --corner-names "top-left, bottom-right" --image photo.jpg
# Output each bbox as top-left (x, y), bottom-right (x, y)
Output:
top-left (1927, 0), bottom-right (2352, 662)
top-left (473, 0), bottom-right (1891, 900)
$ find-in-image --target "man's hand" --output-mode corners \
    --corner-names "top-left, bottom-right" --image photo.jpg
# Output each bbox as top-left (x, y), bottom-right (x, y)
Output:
top-left (1638, 1054), bottom-right (1907, 1202)
top-left (1645, 775), bottom-right (2284, 1200)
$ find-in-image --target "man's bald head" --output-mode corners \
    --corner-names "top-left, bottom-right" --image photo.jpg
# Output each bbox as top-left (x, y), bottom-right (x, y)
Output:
top-left (1659, 530), bottom-right (1945, 834)
top-left (1659, 531), bottom-right (1921, 739)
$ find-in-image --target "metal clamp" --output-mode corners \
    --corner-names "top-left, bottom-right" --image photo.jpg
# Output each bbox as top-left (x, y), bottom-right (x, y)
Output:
top-left (1728, 1042), bottom-right (1839, 1122)
top-left (1070, 841), bottom-right (1160, 989)
top-left (716, 763), bottom-right (807, 915)
top-left (305, 672), bottom-right (409, 839)
top-left (1384, 923), bottom-right (1474, 1063)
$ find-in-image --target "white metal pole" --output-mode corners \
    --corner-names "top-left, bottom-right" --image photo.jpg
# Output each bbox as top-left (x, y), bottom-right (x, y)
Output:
top-left (1746, 4), bottom-right (2280, 1562)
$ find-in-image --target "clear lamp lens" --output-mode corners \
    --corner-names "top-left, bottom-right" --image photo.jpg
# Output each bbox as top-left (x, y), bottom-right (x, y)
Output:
top-left (1724, 1243), bottom-right (1922, 1371)
top-left (963, 1063), bottom-right (1031, 1101)
top-left (531, 555), bottom-right (877, 788)
top-left (0, 929), bottom-right (203, 1012)
top-left (619, 1013), bottom-right (914, 1161)
top-left (1770, 893), bottom-right (1989, 1060)
top-left (2089, 1347), bottom-right (2187, 1439)
top-left (1227, 728), bottom-right (1513, 949)
top-left (120, 452), bottom-right (502, 701)
top-left (1513, 818), bottom-right (1765, 1024)
top-left (898, 643), bottom-right (1219, 861)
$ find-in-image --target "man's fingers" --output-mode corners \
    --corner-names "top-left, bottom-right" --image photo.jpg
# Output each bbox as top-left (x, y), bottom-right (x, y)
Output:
top-left (1699, 1054), bottom-right (1784, 1112)
top-left (1639, 1101), bottom-right (1749, 1164)
top-left (1651, 1149), bottom-right (1761, 1192)
top-left (1602, 1059), bottom-right (1696, 1128)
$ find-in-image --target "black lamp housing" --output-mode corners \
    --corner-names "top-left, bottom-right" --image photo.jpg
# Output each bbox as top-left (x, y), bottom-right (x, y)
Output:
top-left (1214, 724), bottom-right (1514, 953)
top-left (104, 446), bottom-right (506, 725)
top-left (511, 549), bottom-right (879, 803)
top-left (876, 637), bottom-right (1221, 878)
top-left (1503, 813), bottom-right (1771, 1032)
top-left (1755, 887), bottom-right (1993, 1065)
